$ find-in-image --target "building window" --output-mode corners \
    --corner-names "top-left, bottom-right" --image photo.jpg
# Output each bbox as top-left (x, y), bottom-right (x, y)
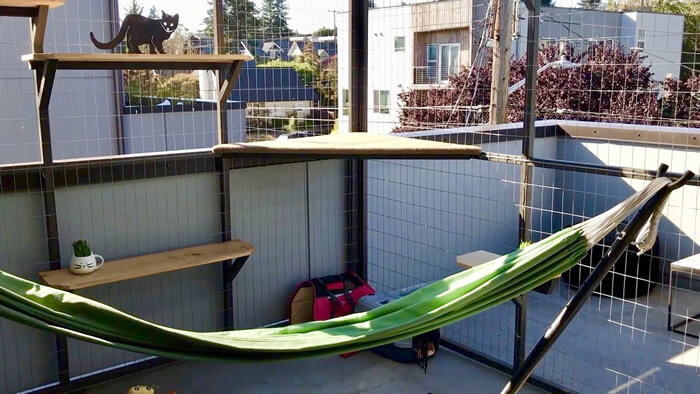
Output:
top-left (373, 90), bottom-right (390, 114)
top-left (394, 36), bottom-right (406, 52)
top-left (427, 44), bottom-right (438, 83)
top-left (342, 89), bottom-right (349, 116)
top-left (439, 43), bottom-right (460, 82)
top-left (637, 29), bottom-right (646, 50)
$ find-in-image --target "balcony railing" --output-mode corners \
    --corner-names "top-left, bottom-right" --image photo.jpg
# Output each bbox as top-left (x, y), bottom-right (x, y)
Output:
top-left (414, 65), bottom-right (439, 85)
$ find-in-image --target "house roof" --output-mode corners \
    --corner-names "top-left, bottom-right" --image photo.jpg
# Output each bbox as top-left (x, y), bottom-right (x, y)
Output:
top-left (262, 42), bottom-right (282, 52)
top-left (229, 67), bottom-right (319, 103)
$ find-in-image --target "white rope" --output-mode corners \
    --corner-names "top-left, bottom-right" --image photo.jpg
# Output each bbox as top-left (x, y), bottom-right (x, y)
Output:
top-left (633, 193), bottom-right (668, 255)
top-left (573, 177), bottom-right (671, 248)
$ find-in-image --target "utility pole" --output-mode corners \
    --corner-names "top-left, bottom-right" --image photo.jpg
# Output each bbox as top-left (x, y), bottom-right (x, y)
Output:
top-left (489, 0), bottom-right (515, 124)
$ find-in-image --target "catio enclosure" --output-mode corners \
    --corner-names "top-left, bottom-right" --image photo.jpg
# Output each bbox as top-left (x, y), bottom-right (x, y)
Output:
top-left (0, 0), bottom-right (699, 393)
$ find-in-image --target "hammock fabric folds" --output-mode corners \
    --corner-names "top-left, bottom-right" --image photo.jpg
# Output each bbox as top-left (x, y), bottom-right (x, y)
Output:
top-left (0, 178), bottom-right (673, 362)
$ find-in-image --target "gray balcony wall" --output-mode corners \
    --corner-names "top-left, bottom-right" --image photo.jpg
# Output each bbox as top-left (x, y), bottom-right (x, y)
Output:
top-left (551, 136), bottom-right (700, 266)
top-left (366, 137), bottom-right (558, 293)
top-left (0, 0), bottom-right (120, 164)
top-left (0, 160), bottom-right (347, 391)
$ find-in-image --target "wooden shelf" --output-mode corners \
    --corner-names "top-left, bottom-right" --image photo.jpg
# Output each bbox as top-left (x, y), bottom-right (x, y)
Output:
top-left (0, 0), bottom-right (64, 8)
top-left (38, 240), bottom-right (255, 291)
top-left (22, 53), bottom-right (253, 71)
top-left (456, 250), bottom-right (501, 270)
top-left (213, 133), bottom-right (482, 159)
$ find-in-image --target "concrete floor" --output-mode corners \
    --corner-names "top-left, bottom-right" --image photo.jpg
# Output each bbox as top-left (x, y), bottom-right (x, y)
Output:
top-left (443, 282), bottom-right (700, 393)
top-left (86, 348), bottom-right (545, 394)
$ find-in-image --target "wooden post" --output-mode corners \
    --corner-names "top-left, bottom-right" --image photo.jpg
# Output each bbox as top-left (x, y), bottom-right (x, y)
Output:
top-left (489, 0), bottom-right (514, 125)
top-left (214, 0), bottom-right (227, 144)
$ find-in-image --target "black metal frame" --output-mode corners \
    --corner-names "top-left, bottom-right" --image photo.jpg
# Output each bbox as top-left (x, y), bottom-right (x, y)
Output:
top-left (1, 1), bottom-right (697, 393)
top-left (503, 165), bottom-right (695, 394)
top-left (668, 270), bottom-right (700, 339)
top-left (348, 0), bottom-right (369, 279)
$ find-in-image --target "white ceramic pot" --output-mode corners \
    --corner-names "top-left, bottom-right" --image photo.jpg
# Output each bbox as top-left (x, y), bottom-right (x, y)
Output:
top-left (70, 253), bottom-right (104, 275)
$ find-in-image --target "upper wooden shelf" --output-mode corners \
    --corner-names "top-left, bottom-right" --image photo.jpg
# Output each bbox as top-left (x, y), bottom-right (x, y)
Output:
top-left (22, 53), bottom-right (253, 71)
top-left (213, 133), bottom-right (482, 159)
top-left (38, 240), bottom-right (255, 291)
top-left (0, 0), bottom-right (64, 8)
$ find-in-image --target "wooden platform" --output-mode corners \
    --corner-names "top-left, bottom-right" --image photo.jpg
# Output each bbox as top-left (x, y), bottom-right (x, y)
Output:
top-left (0, 0), bottom-right (64, 8)
top-left (22, 53), bottom-right (252, 71)
top-left (456, 250), bottom-right (501, 270)
top-left (39, 240), bottom-right (255, 291)
top-left (213, 133), bottom-right (482, 159)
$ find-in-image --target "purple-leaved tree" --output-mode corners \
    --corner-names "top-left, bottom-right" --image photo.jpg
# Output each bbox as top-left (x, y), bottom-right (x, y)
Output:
top-left (396, 43), bottom-right (698, 132)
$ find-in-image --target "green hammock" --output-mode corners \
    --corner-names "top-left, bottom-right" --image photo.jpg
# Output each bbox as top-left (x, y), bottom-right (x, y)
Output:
top-left (0, 178), bottom-right (672, 362)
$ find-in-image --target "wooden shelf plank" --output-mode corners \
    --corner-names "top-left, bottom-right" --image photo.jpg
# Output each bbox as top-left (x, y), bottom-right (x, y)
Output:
top-left (22, 53), bottom-right (253, 71)
top-left (0, 0), bottom-right (64, 8)
top-left (456, 250), bottom-right (501, 270)
top-left (39, 240), bottom-right (255, 291)
top-left (213, 133), bottom-right (482, 159)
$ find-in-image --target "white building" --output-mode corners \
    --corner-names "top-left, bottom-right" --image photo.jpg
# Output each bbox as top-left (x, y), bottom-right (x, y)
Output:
top-left (515, 7), bottom-right (685, 82)
top-left (337, 0), bottom-right (473, 134)
top-left (337, 2), bottom-right (685, 135)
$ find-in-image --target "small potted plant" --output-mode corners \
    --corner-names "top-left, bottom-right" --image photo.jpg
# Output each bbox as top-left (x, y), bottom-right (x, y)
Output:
top-left (70, 240), bottom-right (104, 275)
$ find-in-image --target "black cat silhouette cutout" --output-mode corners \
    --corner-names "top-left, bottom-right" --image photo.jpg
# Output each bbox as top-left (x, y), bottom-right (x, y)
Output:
top-left (90, 11), bottom-right (179, 54)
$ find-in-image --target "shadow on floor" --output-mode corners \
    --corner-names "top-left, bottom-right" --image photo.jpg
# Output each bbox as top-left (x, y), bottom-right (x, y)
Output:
top-left (86, 348), bottom-right (545, 394)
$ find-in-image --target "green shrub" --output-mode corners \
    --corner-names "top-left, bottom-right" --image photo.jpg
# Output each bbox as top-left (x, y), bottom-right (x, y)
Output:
top-left (72, 240), bottom-right (92, 257)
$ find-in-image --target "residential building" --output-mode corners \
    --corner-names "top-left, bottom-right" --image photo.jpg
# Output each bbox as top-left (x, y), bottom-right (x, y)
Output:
top-left (337, 0), bottom-right (473, 134)
top-left (514, 6), bottom-right (685, 81)
top-left (230, 65), bottom-right (320, 119)
top-left (337, 1), bottom-right (685, 134)
top-left (287, 36), bottom-right (338, 62)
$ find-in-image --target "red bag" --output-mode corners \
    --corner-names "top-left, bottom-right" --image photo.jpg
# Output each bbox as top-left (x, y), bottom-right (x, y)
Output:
top-left (289, 272), bottom-right (375, 324)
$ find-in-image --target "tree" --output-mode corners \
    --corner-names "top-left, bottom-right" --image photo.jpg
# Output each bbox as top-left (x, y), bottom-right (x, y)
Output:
top-left (148, 6), bottom-right (158, 19)
top-left (123, 0), bottom-right (143, 16)
top-left (313, 26), bottom-right (336, 37)
top-left (202, 0), bottom-right (259, 52)
top-left (662, 74), bottom-right (700, 128)
top-left (578, 0), bottom-right (601, 9)
top-left (315, 58), bottom-right (338, 107)
top-left (259, 0), bottom-right (290, 38)
top-left (396, 42), bottom-right (666, 131)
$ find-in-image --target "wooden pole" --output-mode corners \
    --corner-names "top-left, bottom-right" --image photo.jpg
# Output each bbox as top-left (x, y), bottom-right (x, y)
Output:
top-left (489, 0), bottom-right (514, 124)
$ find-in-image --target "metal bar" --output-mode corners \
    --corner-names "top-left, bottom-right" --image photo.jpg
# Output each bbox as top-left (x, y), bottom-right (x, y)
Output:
top-left (223, 256), bottom-right (250, 330)
top-left (32, 57), bottom-right (69, 390)
top-left (503, 169), bottom-right (695, 394)
top-left (108, 0), bottom-right (125, 155)
top-left (521, 1), bottom-right (540, 158)
top-left (0, 6), bottom-right (38, 17)
top-left (349, 0), bottom-right (368, 279)
top-left (518, 0), bottom-right (540, 244)
top-left (668, 269), bottom-right (700, 338)
top-left (513, 295), bottom-right (526, 369)
top-left (349, 0), bottom-right (368, 134)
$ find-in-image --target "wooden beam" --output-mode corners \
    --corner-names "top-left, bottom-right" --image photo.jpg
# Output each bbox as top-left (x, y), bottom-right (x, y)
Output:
top-left (21, 53), bottom-right (252, 70)
top-left (37, 59), bottom-right (56, 110)
top-left (30, 5), bottom-right (48, 53)
top-left (489, 0), bottom-right (515, 125)
top-left (0, 0), bottom-right (63, 7)
top-left (218, 61), bottom-right (245, 104)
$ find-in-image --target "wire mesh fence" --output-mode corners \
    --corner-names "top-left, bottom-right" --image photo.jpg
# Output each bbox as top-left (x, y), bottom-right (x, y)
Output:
top-left (0, 0), bottom-right (699, 393)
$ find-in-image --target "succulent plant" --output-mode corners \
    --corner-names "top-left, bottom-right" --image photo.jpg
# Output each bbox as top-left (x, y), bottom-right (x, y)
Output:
top-left (72, 240), bottom-right (92, 257)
